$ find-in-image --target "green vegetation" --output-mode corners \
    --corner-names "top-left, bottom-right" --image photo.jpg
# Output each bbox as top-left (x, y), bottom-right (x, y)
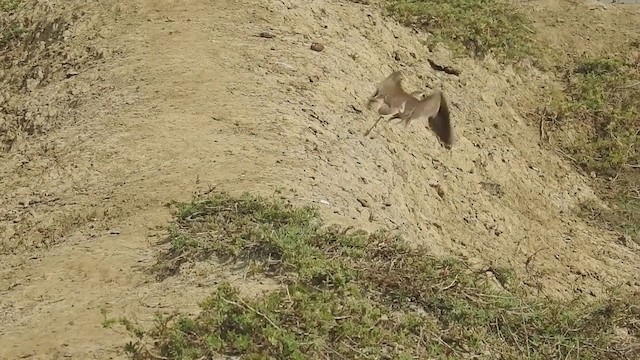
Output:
top-left (0, 25), bottom-right (26, 48)
top-left (0, 0), bottom-right (26, 49)
top-left (548, 57), bottom-right (639, 175)
top-left (543, 55), bottom-right (640, 241)
top-left (104, 193), bottom-right (640, 360)
top-left (386, 0), bottom-right (537, 62)
top-left (0, 0), bottom-right (21, 12)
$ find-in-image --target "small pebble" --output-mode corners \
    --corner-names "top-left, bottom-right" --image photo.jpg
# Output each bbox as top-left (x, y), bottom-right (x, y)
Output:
top-left (66, 69), bottom-right (79, 78)
top-left (310, 42), bottom-right (324, 52)
top-left (258, 31), bottom-right (275, 38)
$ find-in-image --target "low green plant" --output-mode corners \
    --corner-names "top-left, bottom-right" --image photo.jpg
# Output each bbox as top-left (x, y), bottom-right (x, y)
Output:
top-left (552, 57), bottom-right (638, 175)
top-left (0, 1), bottom-right (24, 48)
top-left (544, 55), bottom-right (640, 241)
top-left (0, 25), bottom-right (26, 48)
top-left (105, 192), bottom-right (640, 359)
top-left (0, 0), bottom-right (21, 12)
top-left (386, 0), bottom-right (537, 62)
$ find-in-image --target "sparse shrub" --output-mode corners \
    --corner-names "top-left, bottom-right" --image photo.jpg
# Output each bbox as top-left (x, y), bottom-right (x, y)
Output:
top-left (548, 56), bottom-right (638, 175)
top-left (543, 55), bottom-right (640, 241)
top-left (386, 0), bottom-right (537, 62)
top-left (105, 192), bottom-right (640, 360)
top-left (0, 0), bottom-right (113, 153)
top-left (0, 0), bottom-right (21, 12)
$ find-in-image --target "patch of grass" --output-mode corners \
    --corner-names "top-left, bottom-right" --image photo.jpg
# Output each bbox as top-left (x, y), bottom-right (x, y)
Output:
top-left (542, 54), bottom-right (640, 242)
top-left (578, 181), bottom-right (640, 243)
top-left (0, 0), bottom-right (21, 12)
top-left (385, 0), bottom-right (537, 62)
top-left (107, 192), bottom-right (640, 359)
top-left (0, 1), bottom-right (25, 48)
top-left (0, 25), bottom-right (26, 48)
top-left (547, 56), bottom-right (639, 175)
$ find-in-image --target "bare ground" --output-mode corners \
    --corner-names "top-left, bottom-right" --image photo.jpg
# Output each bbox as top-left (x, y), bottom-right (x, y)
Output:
top-left (1, 0), bottom-right (639, 358)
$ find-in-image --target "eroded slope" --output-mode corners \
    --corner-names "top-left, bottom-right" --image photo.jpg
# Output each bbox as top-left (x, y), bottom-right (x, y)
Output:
top-left (0, 0), bottom-right (638, 358)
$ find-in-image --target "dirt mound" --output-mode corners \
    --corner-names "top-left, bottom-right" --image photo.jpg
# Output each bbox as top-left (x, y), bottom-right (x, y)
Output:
top-left (0, 0), bottom-right (121, 150)
top-left (1, 0), bottom-right (639, 358)
top-left (248, 0), bottom-right (639, 297)
top-left (0, 0), bottom-right (131, 252)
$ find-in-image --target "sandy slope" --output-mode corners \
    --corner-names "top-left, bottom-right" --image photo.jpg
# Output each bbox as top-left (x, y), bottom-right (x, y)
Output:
top-left (1, 0), bottom-right (639, 358)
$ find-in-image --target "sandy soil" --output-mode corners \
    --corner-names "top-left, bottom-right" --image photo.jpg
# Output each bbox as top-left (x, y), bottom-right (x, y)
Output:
top-left (1, 0), bottom-right (639, 358)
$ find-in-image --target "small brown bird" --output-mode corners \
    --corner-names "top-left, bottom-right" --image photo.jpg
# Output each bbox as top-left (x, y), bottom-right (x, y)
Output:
top-left (365, 70), bottom-right (454, 148)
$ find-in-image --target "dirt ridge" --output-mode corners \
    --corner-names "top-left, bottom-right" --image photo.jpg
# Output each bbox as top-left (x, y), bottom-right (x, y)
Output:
top-left (1, 0), bottom-right (639, 358)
